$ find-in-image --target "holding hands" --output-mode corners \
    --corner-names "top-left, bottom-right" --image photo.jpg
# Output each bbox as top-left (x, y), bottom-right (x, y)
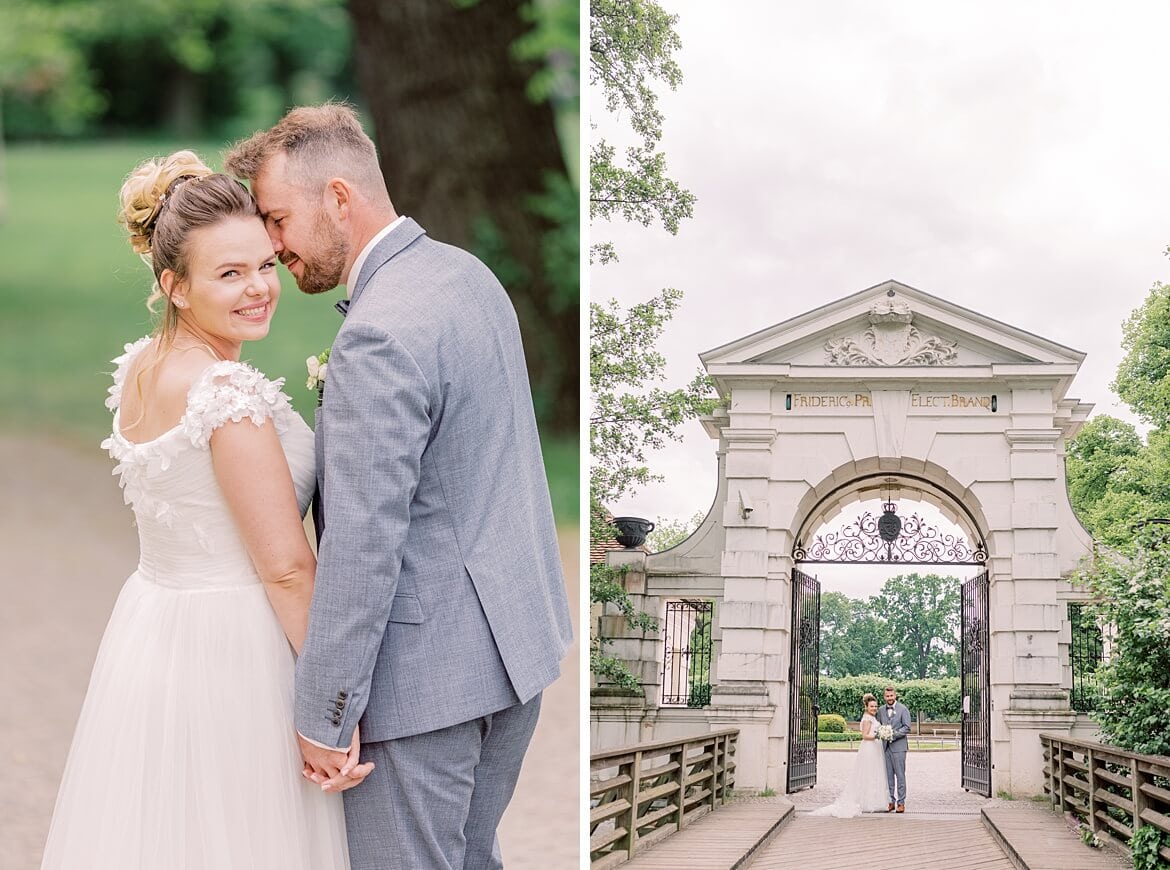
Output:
top-left (298, 727), bottom-right (376, 793)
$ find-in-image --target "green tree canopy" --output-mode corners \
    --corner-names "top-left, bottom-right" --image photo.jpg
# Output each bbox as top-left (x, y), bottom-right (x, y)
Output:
top-left (818, 574), bottom-right (961, 680)
top-left (1114, 280), bottom-right (1170, 429)
top-left (589, 0), bottom-right (695, 263)
top-left (820, 591), bottom-right (886, 678)
top-left (647, 510), bottom-right (705, 552)
top-left (1066, 272), bottom-right (1170, 550)
top-left (589, 0), bottom-right (709, 689)
top-left (871, 573), bottom-right (960, 680)
top-left (1077, 523), bottom-right (1170, 756)
top-left (1, 0), bottom-right (353, 139)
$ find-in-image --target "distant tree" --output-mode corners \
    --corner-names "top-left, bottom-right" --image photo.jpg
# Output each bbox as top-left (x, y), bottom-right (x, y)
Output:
top-left (349, 0), bottom-right (578, 432)
top-left (589, 0), bottom-right (709, 688)
top-left (819, 592), bottom-right (855, 678)
top-left (1066, 416), bottom-right (1170, 549)
top-left (647, 510), bottom-right (705, 552)
top-left (1, 0), bottom-right (353, 139)
top-left (589, 291), bottom-right (713, 688)
top-left (871, 573), bottom-right (960, 680)
top-left (591, 290), bottom-right (714, 501)
top-left (589, 0), bottom-right (695, 263)
top-left (1114, 280), bottom-right (1170, 429)
top-left (1066, 415), bottom-right (1144, 509)
top-left (819, 592), bottom-right (891, 678)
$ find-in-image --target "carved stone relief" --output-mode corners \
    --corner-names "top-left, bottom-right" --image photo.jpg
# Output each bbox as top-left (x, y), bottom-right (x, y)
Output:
top-left (825, 295), bottom-right (958, 365)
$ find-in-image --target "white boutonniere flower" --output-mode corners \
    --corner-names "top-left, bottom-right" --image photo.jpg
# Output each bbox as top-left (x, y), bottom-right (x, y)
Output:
top-left (306, 348), bottom-right (331, 403)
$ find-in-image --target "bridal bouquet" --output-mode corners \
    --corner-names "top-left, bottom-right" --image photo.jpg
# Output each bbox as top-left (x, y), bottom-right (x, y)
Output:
top-left (876, 724), bottom-right (894, 742)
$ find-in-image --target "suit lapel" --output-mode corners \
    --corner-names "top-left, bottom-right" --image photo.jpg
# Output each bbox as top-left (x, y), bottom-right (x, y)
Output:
top-left (350, 217), bottom-right (427, 307)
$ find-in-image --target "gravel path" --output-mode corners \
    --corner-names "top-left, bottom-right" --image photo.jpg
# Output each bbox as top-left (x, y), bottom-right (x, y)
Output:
top-left (0, 433), bottom-right (580, 869)
top-left (787, 749), bottom-right (999, 817)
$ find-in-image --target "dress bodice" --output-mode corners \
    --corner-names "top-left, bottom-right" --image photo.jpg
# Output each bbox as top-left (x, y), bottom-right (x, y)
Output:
top-left (101, 336), bottom-right (315, 588)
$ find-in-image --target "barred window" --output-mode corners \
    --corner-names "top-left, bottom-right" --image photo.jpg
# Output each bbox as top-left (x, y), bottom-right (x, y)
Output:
top-left (660, 600), bottom-right (713, 708)
top-left (1069, 603), bottom-right (1105, 713)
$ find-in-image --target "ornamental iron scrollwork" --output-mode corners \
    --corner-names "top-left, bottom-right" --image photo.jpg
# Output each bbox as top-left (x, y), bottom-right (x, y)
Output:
top-left (799, 616), bottom-right (816, 650)
top-left (963, 616), bottom-right (985, 655)
top-left (790, 742), bottom-right (817, 765)
top-left (794, 503), bottom-right (986, 565)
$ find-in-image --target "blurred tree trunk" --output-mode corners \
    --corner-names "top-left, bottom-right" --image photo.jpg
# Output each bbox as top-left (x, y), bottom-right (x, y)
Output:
top-left (347, 0), bottom-right (577, 434)
top-left (165, 67), bottom-right (203, 138)
top-left (0, 90), bottom-right (7, 223)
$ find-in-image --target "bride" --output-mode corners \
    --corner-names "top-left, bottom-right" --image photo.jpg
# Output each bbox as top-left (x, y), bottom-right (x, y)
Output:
top-left (810, 693), bottom-right (890, 817)
top-left (40, 151), bottom-right (372, 869)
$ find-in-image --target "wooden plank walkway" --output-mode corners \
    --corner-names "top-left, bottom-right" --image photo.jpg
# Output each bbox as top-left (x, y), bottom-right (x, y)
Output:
top-left (621, 798), bottom-right (793, 869)
top-left (982, 804), bottom-right (1130, 870)
top-left (749, 816), bottom-right (1013, 869)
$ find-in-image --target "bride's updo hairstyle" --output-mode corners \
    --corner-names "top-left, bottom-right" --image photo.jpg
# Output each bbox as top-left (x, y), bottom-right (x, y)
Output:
top-left (118, 150), bottom-right (259, 342)
top-left (862, 693), bottom-right (877, 707)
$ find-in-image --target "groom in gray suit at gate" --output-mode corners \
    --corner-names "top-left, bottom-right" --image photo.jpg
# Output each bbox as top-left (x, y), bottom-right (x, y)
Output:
top-left (880, 686), bottom-right (912, 812)
top-left (226, 104), bottom-right (573, 869)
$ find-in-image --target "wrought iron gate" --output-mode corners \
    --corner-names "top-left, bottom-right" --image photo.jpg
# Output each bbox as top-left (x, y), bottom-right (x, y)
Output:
top-left (960, 570), bottom-right (991, 796)
top-left (787, 568), bottom-right (821, 792)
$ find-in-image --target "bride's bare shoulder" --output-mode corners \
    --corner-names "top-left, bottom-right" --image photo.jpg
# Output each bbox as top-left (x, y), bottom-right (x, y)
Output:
top-left (119, 343), bottom-right (221, 441)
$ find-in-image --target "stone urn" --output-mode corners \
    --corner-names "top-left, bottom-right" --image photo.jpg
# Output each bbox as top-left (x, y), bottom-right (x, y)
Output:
top-left (612, 516), bottom-right (654, 549)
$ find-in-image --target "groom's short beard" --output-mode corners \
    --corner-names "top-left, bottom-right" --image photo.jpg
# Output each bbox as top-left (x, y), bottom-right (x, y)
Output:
top-left (291, 211), bottom-right (349, 295)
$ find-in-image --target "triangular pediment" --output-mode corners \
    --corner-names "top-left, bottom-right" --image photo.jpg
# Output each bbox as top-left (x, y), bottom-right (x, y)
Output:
top-left (701, 280), bottom-right (1085, 370)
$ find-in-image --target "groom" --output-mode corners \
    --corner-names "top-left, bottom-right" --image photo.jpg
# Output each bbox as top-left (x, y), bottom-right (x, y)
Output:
top-left (879, 686), bottom-right (912, 812)
top-left (226, 104), bottom-right (573, 869)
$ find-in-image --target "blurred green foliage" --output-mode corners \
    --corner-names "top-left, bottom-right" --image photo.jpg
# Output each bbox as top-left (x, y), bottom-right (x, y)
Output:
top-left (0, 0), bottom-right (354, 140)
top-left (0, 0), bottom-right (579, 518)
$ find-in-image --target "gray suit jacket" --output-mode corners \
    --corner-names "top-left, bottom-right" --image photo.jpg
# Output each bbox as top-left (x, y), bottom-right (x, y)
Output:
top-left (295, 218), bottom-right (573, 746)
top-left (880, 701), bottom-right (912, 754)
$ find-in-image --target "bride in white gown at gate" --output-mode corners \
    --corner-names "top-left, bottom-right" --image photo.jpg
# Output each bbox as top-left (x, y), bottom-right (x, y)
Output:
top-left (810, 694), bottom-right (890, 817)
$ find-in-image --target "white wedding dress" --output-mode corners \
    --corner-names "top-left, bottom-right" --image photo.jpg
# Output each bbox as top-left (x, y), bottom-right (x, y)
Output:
top-left (809, 713), bottom-right (890, 817)
top-left (41, 337), bottom-right (350, 870)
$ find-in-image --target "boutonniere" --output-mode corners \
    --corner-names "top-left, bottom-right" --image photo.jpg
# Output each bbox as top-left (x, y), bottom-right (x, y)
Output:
top-left (306, 348), bottom-right (331, 405)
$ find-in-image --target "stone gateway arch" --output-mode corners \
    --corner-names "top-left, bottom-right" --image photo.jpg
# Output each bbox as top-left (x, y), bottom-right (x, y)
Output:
top-left (592, 280), bottom-right (1102, 797)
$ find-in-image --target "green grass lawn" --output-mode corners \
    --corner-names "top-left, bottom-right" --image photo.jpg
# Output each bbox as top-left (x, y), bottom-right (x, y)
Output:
top-left (0, 140), bottom-right (578, 524)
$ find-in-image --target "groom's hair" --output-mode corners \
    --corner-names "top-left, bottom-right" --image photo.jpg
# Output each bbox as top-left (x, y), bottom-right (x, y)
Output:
top-left (884, 685), bottom-right (896, 693)
top-left (224, 102), bottom-right (386, 200)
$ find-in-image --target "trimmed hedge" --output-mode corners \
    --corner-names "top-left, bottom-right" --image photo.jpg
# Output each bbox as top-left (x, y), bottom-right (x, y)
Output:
top-left (817, 713), bottom-right (847, 733)
top-left (817, 731), bottom-right (860, 743)
top-left (818, 675), bottom-right (960, 720)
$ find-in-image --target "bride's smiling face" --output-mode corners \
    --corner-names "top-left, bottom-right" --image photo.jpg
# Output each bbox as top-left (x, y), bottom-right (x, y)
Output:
top-left (164, 216), bottom-right (281, 349)
top-left (866, 699), bottom-right (878, 716)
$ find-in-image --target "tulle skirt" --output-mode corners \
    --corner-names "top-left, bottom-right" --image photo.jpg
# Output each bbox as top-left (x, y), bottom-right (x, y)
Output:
top-left (41, 569), bottom-right (350, 869)
top-left (810, 739), bottom-right (890, 818)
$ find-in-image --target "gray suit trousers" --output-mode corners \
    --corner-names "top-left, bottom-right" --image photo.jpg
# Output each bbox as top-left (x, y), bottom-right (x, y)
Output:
top-left (884, 747), bottom-right (907, 804)
top-left (343, 694), bottom-right (542, 869)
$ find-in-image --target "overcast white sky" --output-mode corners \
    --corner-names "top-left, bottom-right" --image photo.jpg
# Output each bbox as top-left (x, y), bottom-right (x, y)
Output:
top-left (592, 1), bottom-right (1170, 582)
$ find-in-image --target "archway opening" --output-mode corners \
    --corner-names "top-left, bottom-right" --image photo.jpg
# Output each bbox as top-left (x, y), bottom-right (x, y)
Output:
top-left (787, 478), bottom-right (992, 807)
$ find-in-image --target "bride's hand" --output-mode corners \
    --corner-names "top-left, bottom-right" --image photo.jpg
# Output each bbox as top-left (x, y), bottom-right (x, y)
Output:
top-left (321, 726), bottom-right (375, 793)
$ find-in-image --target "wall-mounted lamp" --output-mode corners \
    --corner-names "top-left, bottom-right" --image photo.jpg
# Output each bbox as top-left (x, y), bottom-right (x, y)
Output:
top-left (738, 488), bottom-right (754, 520)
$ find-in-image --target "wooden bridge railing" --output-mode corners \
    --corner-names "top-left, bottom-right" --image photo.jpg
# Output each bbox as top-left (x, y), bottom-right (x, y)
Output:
top-left (589, 728), bottom-right (738, 869)
top-left (1041, 733), bottom-right (1170, 863)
